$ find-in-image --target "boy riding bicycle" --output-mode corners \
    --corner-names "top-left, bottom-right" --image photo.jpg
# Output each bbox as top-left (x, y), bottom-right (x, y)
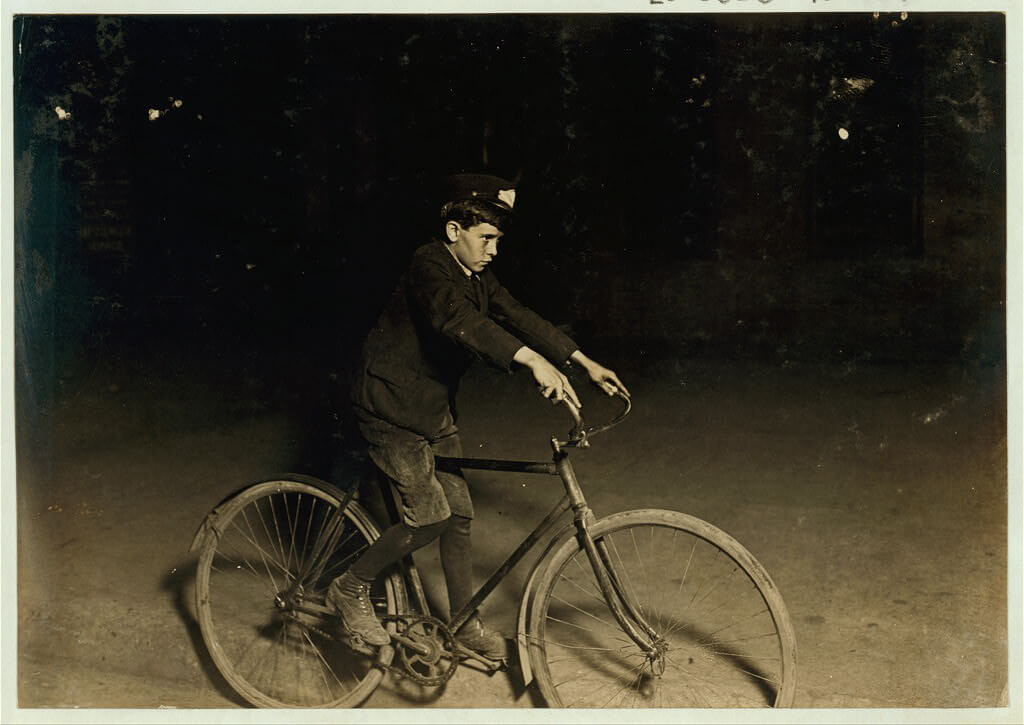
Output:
top-left (328, 173), bottom-right (629, 659)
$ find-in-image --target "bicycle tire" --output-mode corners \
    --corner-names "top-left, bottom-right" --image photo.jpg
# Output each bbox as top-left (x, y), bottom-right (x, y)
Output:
top-left (194, 478), bottom-right (407, 708)
top-left (526, 509), bottom-right (796, 708)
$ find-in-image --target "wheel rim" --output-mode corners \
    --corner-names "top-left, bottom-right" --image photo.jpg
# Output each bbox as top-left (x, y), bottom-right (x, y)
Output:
top-left (532, 514), bottom-right (795, 708)
top-left (195, 482), bottom-right (399, 708)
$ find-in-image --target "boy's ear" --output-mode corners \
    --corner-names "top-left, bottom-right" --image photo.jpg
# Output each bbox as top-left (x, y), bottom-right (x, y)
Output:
top-left (444, 221), bottom-right (460, 243)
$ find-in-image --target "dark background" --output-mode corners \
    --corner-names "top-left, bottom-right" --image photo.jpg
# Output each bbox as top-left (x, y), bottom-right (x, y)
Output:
top-left (13, 12), bottom-right (1006, 477)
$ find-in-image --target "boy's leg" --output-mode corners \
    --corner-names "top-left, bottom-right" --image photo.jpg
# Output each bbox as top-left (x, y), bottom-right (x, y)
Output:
top-left (429, 426), bottom-right (477, 618)
top-left (350, 520), bottom-right (448, 582)
top-left (438, 514), bottom-right (474, 617)
top-left (431, 431), bottom-right (507, 660)
top-left (329, 519), bottom-right (448, 646)
top-left (330, 412), bottom-right (455, 645)
top-left (438, 515), bottom-right (507, 659)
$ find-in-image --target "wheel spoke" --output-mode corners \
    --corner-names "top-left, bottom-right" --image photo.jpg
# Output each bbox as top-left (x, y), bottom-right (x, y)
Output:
top-left (702, 631), bottom-right (783, 647)
top-left (282, 492), bottom-right (298, 573)
top-left (528, 634), bottom-right (624, 651)
top-left (546, 613), bottom-right (630, 642)
top-left (253, 499), bottom-right (290, 584)
top-left (700, 606), bottom-right (772, 640)
top-left (316, 530), bottom-right (367, 583)
top-left (564, 559), bottom-right (613, 607)
top-left (683, 578), bottom-right (764, 626)
top-left (675, 650), bottom-right (781, 688)
top-left (629, 528), bottom-right (649, 624)
top-left (211, 544), bottom-right (272, 590)
top-left (604, 534), bottom-right (644, 626)
top-left (266, 494), bottom-right (289, 576)
top-left (549, 590), bottom-right (623, 633)
top-left (299, 495), bottom-right (318, 574)
top-left (676, 538), bottom-right (698, 601)
top-left (225, 516), bottom-right (294, 587)
top-left (298, 625), bottom-right (347, 699)
top-left (238, 508), bottom-right (285, 592)
top-left (698, 647), bottom-right (782, 662)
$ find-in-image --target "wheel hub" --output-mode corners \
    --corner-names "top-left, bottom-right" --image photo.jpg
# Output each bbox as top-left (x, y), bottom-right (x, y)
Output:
top-left (274, 584), bottom-right (306, 610)
top-left (645, 638), bottom-right (668, 676)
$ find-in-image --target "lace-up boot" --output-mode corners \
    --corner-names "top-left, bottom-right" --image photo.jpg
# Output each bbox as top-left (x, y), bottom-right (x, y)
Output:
top-left (455, 615), bottom-right (507, 660)
top-left (327, 571), bottom-right (390, 647)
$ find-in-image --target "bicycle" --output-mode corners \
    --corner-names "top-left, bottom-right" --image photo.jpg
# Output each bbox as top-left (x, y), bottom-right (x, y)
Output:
top-left (189, 392), bottom-right (797, 708)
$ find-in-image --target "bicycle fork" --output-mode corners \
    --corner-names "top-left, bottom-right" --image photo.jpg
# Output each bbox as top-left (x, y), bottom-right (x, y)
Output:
top-left (555, 452), bottom-right (663, 658)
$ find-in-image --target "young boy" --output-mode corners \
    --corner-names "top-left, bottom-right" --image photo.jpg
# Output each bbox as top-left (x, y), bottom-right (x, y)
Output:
top-left (329, 173), bottom-right (628, 658)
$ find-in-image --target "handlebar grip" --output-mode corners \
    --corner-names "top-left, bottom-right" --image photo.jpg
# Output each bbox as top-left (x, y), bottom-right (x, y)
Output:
top-left (557, 390), bottom-right (631, 448)
top-left (561, 399), bottom-right (586, 444)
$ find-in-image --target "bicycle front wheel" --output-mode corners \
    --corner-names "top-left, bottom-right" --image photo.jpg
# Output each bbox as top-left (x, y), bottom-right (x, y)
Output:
top-left (194, 478), bottom-right (407, 708)
top-left (526, 509), bottom-right (796, 708)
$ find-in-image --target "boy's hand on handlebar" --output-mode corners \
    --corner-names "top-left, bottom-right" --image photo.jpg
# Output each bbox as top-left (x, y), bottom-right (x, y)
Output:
top-left (515, 347), bottom-right (583, 408)
top-left (570, 351), bottom-right (631, 398)
top-left (535, 363), bottom-right (582, 408)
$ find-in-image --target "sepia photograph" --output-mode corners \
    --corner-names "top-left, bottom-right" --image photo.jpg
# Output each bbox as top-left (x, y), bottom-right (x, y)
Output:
top-left (3, 1), bottom-right (1020, 720)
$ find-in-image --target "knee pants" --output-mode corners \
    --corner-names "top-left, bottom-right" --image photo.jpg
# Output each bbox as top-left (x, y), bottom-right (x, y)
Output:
top-left (355, 407), bottom-right (473, 527)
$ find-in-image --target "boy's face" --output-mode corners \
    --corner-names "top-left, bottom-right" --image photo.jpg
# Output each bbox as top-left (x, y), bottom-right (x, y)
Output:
top-left (446, 222), bottom-right (503, 273)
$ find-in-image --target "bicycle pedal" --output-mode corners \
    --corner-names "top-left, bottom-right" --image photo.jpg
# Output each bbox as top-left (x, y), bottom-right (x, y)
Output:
top-left (482, 654), bottom-right (509, 672)
top-left (460, 652), bottom-right (508, 674)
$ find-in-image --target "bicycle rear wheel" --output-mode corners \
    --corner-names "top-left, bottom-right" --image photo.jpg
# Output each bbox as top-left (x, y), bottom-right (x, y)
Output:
top-left (527, 509), bottom-right (796, 708)
top-left (194, 478), bottom-right (406, 708)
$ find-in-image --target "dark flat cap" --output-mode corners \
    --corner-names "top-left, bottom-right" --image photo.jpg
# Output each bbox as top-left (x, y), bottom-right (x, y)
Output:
top-left (443, 173), bottom-right (517, 212)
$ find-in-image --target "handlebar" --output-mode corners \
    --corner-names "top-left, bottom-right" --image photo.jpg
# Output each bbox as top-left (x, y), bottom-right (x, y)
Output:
top-left (554, 390), bottom-right (631, 450)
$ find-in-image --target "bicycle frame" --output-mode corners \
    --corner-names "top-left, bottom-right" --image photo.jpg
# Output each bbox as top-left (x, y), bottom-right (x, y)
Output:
top-left (280, 392), bottom-right (654, 665)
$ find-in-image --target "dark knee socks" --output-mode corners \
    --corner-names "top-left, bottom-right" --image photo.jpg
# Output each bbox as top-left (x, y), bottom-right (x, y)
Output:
top-left (348, 514), bottom-right (477, 623)
top-left (439, 514), bottom-right (475, 619)
top-left (349, 518), bottom-right (449, 582)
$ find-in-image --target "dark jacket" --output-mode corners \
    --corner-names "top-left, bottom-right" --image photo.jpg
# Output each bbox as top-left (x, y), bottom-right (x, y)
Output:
top-left (352, 240), bottom-right (578, 436)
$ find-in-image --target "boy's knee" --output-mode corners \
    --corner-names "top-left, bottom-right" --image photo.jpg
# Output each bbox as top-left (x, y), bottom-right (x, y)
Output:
top-left (448, 514), bottom-right (471, 537)
top-left (403, 517), bottom-right (450, 547)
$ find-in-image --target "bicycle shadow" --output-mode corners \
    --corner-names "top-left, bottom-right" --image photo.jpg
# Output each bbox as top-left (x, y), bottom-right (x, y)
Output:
top-left (161, 558), bottom-right (250, 708)
top-left (502, 650), bottom-right (547, 707)
top-left (378, 678), bottom-right (448, 705)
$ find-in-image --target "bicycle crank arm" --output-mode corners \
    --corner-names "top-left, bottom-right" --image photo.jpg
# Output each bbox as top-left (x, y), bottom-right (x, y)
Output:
top-left (284, 600), bottom-right (333, 617)
top-left (388, 633), bottom-right (434, 658)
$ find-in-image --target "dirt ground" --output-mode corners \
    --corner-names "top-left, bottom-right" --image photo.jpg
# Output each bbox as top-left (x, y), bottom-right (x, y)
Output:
top-left (11, 352), bottom-right (1015, 716)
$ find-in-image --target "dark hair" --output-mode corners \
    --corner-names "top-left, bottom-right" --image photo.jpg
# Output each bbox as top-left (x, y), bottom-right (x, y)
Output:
top-left (440, 199), bottom-right (510, 236)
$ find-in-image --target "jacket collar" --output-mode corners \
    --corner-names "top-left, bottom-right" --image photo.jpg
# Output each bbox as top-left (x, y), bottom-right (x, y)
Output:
top-left (441, 241), bottom-right (474, 278)
top-left (429, 239), bottom-right (479, 281)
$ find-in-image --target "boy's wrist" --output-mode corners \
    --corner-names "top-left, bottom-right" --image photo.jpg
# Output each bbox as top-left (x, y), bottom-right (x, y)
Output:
top-left (569, 349), bottom-right (594, 370)
top-left (513, 346), bottom-right (544, 369)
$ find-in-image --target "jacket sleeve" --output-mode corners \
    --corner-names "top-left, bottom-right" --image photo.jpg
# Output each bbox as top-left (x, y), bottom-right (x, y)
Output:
top-left (486, 276), bottom-right (579, 366)
top-left (408, 254), bottom-right (525, 371)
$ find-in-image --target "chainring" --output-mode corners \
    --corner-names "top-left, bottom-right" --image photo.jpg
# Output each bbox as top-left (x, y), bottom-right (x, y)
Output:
top-left (383, 614), bottom-right (460, 687)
